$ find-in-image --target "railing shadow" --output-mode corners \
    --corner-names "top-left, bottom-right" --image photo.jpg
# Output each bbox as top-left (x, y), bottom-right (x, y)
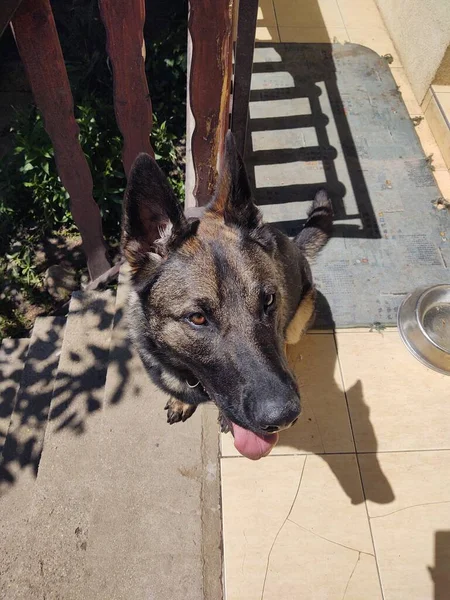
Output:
top-left (245, 41), bottom-right (381, 240)
top-left (429, 531), bottom-right (450, 600)
top-left (0, 291), bottom-right (136, 494)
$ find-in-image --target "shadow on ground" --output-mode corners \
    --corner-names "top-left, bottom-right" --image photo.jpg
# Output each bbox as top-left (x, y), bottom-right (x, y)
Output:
top-left (0, 289), bottom-right (394, 508)
top-left (429, 530), bottom-right (450, 600)
top-left (0, 295), bottom-right (136, 494)
top-left (278, 291), bottom-right (395, 506)
top-left (246, 42), bottom-right (381, 240)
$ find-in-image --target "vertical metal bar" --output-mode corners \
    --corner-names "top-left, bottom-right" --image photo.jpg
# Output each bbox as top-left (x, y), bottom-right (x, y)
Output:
top-left (184, 21), bottom-right (196, 209)
top-left (12, 0), bottom-right (111, 281)
top-left (231, 0), bottom-right (258, 157)
top-left (99, 0), bottom-right (154, 177)
top-left (186, 0), bottom-right (233, 207)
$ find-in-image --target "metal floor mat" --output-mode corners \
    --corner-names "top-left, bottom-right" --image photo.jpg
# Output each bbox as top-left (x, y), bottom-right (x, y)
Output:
top-left (246, 43), bottom-right (450, 328)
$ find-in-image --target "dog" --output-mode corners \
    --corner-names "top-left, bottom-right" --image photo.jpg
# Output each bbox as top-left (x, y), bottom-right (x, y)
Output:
top-left (121, 130), bottom-right (333, 459)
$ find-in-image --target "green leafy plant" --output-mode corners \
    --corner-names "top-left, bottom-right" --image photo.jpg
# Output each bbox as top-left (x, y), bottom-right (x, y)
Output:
top-left (0, 0), bottom-right (187, 340)
top-left (0, 97), bottom-right (186, 250)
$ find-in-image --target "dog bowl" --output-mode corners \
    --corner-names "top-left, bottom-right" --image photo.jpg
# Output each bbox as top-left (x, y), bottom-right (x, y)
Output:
top-left (398, 284), bottom-right (450, 375)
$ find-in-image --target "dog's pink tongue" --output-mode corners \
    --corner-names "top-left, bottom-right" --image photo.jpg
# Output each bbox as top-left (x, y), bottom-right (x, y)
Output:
top-left (231, 423), bottom-right (279, 460)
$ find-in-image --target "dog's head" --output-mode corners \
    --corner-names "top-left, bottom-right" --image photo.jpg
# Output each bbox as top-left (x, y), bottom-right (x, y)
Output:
top-left (122, 132), bottom-right (331, 459)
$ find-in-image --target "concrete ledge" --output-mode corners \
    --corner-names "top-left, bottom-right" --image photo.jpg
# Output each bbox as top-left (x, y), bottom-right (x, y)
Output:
top-left (0, 338), bottom-right (29, 457)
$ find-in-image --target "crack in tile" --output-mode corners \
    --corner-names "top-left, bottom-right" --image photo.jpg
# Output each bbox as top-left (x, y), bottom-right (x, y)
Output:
top-left (260, 456), bottom-right (307, 600)
top-left (342, 552), bottom-right (360, 600)
top-left (370, 500), bottom-right (450, 520)
top-left (287, 519), bottom-right (374, 557)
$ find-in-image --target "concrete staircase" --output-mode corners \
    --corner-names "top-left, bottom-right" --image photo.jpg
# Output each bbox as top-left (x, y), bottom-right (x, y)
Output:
top-left (0, 269), bottom-right (222, 600)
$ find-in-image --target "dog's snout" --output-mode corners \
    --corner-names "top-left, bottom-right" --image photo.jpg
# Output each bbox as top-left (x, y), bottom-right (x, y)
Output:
top-left (260, 415), bottom-right (299, 433)
top-left (256, 396), bottom-right (301, 433)
top-left (261, 424), bottom-right (281, 433)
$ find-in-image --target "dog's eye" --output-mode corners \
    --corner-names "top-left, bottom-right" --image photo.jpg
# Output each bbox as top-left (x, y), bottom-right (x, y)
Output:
top-left (188, 313), bottom-right (207, 326)
top-left (264, 293), bottom-right (276, 312)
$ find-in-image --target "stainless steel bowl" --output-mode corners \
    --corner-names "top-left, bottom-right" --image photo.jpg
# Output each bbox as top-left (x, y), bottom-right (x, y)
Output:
top-left (398, 284), bottom-right (450, 375)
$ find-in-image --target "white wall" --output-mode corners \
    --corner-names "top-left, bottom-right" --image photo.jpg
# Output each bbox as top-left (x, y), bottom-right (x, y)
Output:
top-left (375, 0), bottom-right (450, 103)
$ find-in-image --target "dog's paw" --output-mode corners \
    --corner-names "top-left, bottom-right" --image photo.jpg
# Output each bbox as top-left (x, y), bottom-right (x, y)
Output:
top-left (164, 398), bottom-right (197, 424)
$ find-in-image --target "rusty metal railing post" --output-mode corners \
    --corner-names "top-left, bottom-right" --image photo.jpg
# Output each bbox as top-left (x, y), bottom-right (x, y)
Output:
top-left (185, 0), bottom-right (234, 208)
top-left (99, 0), bottom-right (154, 178)
top-left (231, 0), bottom-right (258, 158)
top-left (11, 0), bottom-right (111, 281)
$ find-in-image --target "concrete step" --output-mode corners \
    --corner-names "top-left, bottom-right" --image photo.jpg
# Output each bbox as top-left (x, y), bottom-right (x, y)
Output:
top-left (0, 317), bottom-right (65, 491)
top-left (87, 268), bottom-right (222, 600)
top-left (0, 272), bottom-right (222, 600)
top-left (0, 316), bottom-right (65, 596)
top-left (1, 291), bottom-right (115, 600)
top-left (0, 338), bottom-right (29, 457)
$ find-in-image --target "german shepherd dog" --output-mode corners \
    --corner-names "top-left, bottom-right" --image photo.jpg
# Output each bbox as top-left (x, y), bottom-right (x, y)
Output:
top-left (121, 131), bottom-right (333, 459)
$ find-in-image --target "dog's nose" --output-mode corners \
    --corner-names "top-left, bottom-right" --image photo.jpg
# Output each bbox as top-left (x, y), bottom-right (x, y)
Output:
top-left (257, 399), bottom-right (301, 433)
top-left (261, 416), bottom-right (299, 433)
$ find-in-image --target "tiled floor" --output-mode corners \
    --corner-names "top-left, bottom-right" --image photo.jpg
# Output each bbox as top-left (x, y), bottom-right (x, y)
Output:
top-left (221, 1), bottom-right (450, 598)
top-left (221, 332), bottom-right (450, 599)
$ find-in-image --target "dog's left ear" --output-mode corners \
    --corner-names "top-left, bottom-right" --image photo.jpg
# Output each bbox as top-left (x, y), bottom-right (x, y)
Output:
top-left (207, 131), bottom-right (261, 230)
top-left (121, 153), bottom-right (199, 276)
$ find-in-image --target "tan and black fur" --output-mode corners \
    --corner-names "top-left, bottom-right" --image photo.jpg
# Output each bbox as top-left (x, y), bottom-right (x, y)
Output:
top-left (121, 131), bottom-right (333, 436)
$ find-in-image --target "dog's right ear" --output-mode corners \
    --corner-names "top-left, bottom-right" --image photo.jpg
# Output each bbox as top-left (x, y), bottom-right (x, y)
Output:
top-left (122, 153), bottom-right (199, 278)
top-left (295, 190), bottom-right (333, 259)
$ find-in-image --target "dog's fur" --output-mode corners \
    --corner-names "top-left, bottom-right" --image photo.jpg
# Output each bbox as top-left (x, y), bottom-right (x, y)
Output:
top-left (121, 131), bottom-right (333, 436)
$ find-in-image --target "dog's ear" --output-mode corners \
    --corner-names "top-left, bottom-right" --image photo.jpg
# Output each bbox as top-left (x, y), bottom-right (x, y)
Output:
top-left (121, 153), bottom-right (199, 277)
top-left (207, 131), bottom-right (261, 230)
top-left (295, 190), bottom-right (333, 259)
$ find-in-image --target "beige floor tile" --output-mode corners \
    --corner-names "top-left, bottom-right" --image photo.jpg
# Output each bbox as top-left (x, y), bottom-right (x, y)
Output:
top-left (255, 25), bottom-right (280, 42)
top-left (336, 0), bottom-right (385, 30)
top-left (336, 331), bottom-right (450, 452)
top-left (221, 455), bottom-right (306, 600)
top-left (360, 451), bottom-right (450, 600)
top-left (221, 333), bottom-right (354, 457)
top-left (415, 116), bottom-right (449, 172)
top-left (274, 0), bottom-right (345, 29)
top-left (220, 433), bottom-right (234, 456)
top-left (390, 67), bottom-right (423, 116)
top-left (258, 0), bottom-right (277, 27)
top-left (279, 26), bottom-right (349, 43)
top-left (433, 169), bottom-right (450, 200)
top-left (347, 28), bottom-right (402, 66)
top-left (222, 454), bottom-right (382, 600)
